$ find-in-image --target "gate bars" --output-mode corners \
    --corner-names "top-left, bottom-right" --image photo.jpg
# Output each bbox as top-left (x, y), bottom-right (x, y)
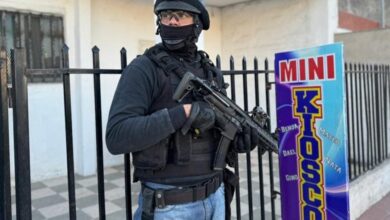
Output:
top-left (216, 56), bottom-right (280, 220)
top-left (1, 46), bottom-right (281, 220)
top-left (0, 48), bottom-right (12, 220)
top-left (4, 47), bottom-right (280, 220)
top-left (345, 63), bottom-right (390, 180)
top-left (2, 46), bottom-right (389, 219)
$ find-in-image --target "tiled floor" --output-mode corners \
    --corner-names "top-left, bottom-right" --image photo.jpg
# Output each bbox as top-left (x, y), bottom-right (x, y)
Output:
top-left (11, 152), bottom-right (390, 220)
top-left (357, 192), bottom-right (390, 220)
top-left (11, 152), bottom-right (281, 220)
top-left (12, 167), bottom-right (138, 220)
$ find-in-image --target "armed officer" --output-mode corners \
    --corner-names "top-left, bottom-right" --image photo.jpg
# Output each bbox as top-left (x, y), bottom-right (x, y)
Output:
top-left (106, 0), bottom-right (263, 219)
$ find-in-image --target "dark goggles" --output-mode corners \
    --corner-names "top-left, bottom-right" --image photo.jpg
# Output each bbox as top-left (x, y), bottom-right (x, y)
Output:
top-left (159, 10), bottom-right (194, 22)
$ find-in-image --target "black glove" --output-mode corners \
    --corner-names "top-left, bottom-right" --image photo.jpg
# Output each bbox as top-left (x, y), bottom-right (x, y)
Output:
top-left (233, 124), bottom-right (267, 154)
top-left (181, 101), bottom-right (215, 135)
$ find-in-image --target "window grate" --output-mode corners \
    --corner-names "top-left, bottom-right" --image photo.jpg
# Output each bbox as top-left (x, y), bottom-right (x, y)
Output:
top-left (0, 10), bottom-right (64, 83)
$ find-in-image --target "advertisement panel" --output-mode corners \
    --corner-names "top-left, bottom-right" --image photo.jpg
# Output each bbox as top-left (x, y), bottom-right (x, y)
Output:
top-left (275, 43), bottom-right (349, 220)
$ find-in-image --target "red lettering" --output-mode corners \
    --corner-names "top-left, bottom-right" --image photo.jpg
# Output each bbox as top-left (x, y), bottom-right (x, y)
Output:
top-left (327, 55), bottom-right (335, 79)
top-left (279, 55), bottom-right (336, 83)
top-left (300, 59), bottom-right (306, 81)
top-left (280, 60), bottom-right (297, 82)
top-left (309, 57), bottom-right (324, 80)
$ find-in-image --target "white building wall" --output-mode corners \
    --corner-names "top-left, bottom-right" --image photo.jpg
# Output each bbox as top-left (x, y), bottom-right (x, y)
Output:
top-left (1, 0), bottom-right (90, 181)
top-left (220, 0), bottom-right (338, 64)
top-left (90, 1), bottom-right (222, 170)
top-left (2, 0), bottom-right (221, 181)
top-left (91, 0), bottom-right (155, 63)
top-left (335, 29), bottom-right (390, 64)
top-left (204, 6), bottom-right (222, 61)
top-left (0, 0), bottom-right (67, 16)
top-left (0, 0), bottom-right (91, 67)
top-left (216, 0), bottom-right (338, 130)
top-left (1, 0), bottom-right (340, 181)
top-left (0, 0), bottom-right (118, 178)
top-left (89, 0), bottom-right (156, 170)
top-left (2, 1), bottom-right (390, 218)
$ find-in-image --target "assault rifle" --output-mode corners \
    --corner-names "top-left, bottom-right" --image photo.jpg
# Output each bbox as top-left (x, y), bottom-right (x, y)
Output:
top-left (173, 72), bottom-right (279, 171)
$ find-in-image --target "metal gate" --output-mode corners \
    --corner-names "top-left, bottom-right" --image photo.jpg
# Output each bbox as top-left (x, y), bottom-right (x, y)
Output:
top-left (0, 46), bottom-right (281, 220)
top-left (2, 46), bottom-right (389, 220)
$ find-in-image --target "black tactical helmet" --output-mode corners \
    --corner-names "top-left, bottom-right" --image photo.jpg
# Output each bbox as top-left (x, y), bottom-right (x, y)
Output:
top-left (154, 0), bottom-right (210, 30)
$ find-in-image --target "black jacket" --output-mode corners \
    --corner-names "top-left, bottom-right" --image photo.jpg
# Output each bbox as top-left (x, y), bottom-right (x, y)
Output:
top-left (106, 44), bottom-right (224, 185)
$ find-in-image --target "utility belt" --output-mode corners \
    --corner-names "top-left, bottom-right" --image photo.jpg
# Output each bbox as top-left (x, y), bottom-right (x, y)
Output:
top-left (141, 174), bottom-right (222, 220)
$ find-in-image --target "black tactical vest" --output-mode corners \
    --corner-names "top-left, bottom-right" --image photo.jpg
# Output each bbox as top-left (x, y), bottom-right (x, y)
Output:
top-left (132, 44), bottom-right (224, 185)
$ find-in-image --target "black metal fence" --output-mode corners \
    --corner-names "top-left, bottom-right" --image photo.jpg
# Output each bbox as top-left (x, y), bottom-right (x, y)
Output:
top-left (0, 46), bottom-right (280, 220)
top-left (345, 63), bottom-right (390, 180)
top-left (0, 48), bottom-right (12, 220)
top-left (0, 46), bottom-right (389, 220)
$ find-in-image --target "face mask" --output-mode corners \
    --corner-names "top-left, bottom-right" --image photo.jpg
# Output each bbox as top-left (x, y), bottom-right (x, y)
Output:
top-left (159, 24), bottom-right (197, 50)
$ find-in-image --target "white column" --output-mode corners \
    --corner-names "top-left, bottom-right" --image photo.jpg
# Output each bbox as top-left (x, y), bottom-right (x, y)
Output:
top-left (381, 0), bottom-right (386, 28)
top-left (69, 0), bottom-right (96, 176)
top-left (327, 0), bottom-right (338, 43)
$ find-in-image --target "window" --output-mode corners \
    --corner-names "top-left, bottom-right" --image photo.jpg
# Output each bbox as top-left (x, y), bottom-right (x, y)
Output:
top-left (0, 10), bottom-right (64, 82)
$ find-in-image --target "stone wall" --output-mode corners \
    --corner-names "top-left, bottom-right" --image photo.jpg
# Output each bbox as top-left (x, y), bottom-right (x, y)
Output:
top-left (335, 28), bottom-right (390, 64)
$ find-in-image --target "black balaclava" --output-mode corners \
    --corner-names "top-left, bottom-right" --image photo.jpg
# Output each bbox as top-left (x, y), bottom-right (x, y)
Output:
top-left (158, 15), bottom-right (203, 53)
